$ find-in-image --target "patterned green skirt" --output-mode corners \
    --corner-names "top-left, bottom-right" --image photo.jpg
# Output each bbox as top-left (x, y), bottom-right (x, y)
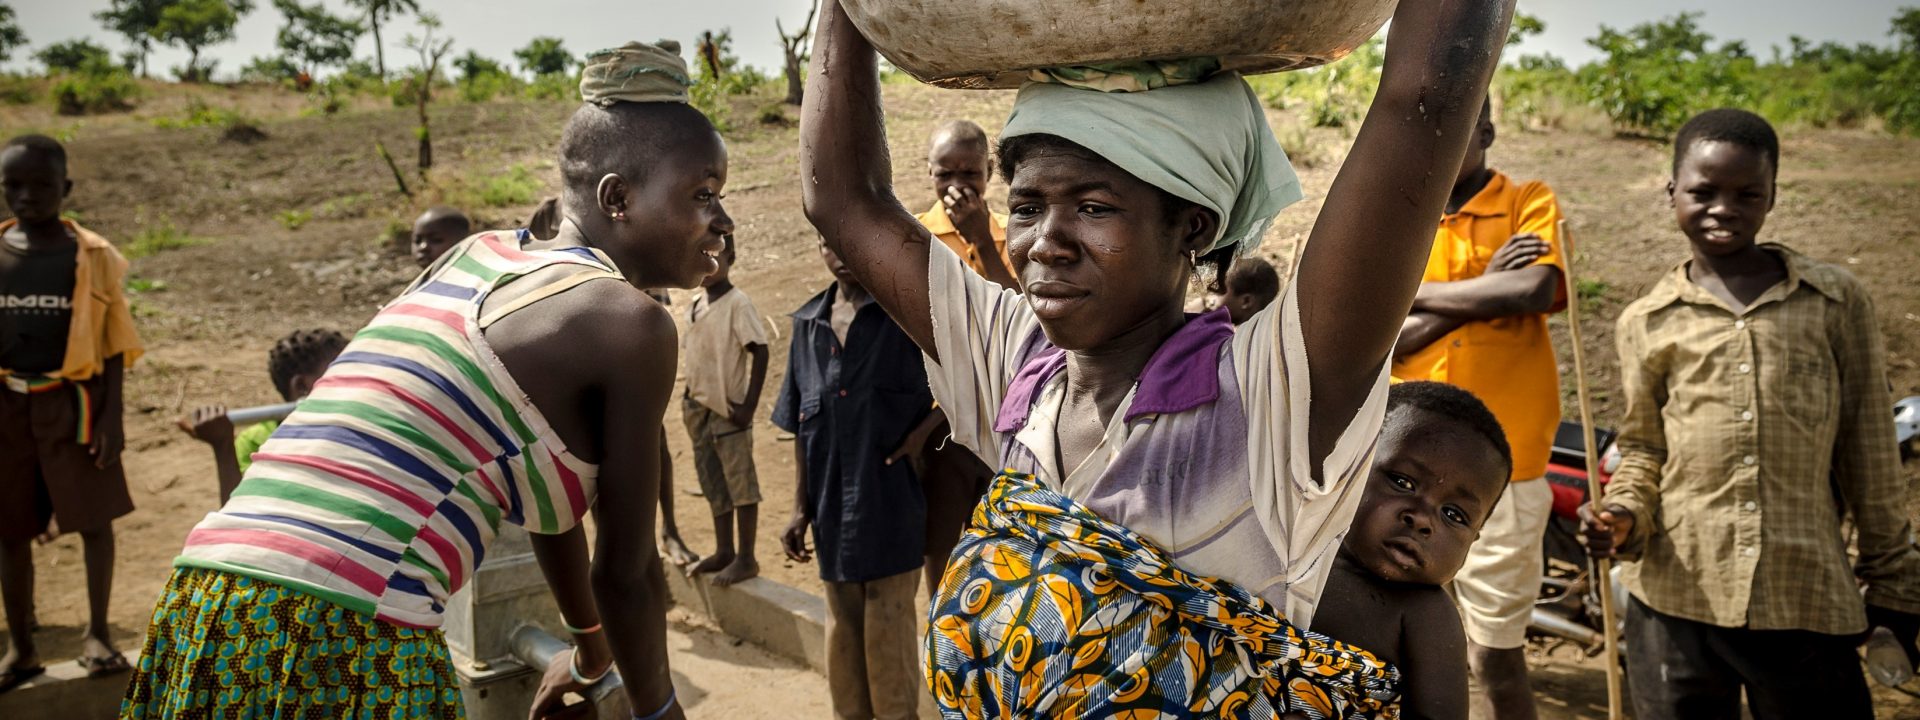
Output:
top-left (121, 567), bottom-right (463, 720)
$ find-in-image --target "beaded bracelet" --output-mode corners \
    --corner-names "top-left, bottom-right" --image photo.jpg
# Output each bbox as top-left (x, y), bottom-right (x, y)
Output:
top-left (633, 690), bottom-right (677, 720)
top-left (568, 648), bottom-right (612, 686)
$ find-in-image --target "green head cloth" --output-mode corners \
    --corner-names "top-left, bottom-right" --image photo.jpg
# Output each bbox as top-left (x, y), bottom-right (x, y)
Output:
top-left (580, 40), bottom-right (693, 106)
top-left (1002, 65), bottom-right (1302, 257)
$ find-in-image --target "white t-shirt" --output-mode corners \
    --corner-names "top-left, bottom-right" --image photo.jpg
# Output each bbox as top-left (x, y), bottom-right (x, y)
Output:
top-left (921, 241), bottom-right (1387, 627)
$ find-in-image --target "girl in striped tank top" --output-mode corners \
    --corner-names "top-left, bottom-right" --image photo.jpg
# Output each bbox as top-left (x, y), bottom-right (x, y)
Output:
top-left (123, 43), bottom-right (724, 720)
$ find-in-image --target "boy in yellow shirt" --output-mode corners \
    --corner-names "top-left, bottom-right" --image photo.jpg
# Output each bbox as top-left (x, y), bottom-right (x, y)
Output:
top-left (0, 134), bottom-right (144, 690)
top-left (1390, 99), bottom-right (1566, 720)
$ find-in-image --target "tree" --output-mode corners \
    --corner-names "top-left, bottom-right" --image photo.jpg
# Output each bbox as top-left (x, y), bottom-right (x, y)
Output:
top-left (0, 4), bottom-right (26, 65)
top-left (1895, 6), bottom-right (1920, 52)
top-left (36, 39), bottom-right (114, 73)
top-left (514, 36), bottom-right (570, 77)
top-left (154, 0), bottom-right (255, 82)
top-left (452, 49), bottom-right (505, 83)
top-left (775, 0), bottom-right (819, 105)
top-left (345, 0), bottom-right (418, 79)
top-left (1507, 12), bottom-right (1545, 47)
top-left (403, 13), bottom-right (452, 171)
top-left (94, 0), bottom-right (169, 78)
top-left (272, 0), bottom-right (362, 77)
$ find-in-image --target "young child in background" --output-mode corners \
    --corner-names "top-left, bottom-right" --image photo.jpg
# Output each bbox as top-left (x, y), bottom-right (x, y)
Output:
top-left (916, 120), bottom-right (1015, 289)
top-left (178, 329), bottom-right (348, 504)
top-left (1583, 108), bottom-right (1920, 719)
top-left (1219, 255), bottom-right (1280, 325)
top-left (411, 206), bottom-right (471, 269)
top-left (0, 134), bottom-right (143, 689)
top-left (776, 240), bottom-right (934, 720)
top-left (1314, 381), bottom-right (1513, 720)
top-left (682, 232), bottom-right (770, 586)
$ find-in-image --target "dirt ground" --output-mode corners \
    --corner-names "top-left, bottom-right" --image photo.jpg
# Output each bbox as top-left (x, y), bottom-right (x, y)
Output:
top-left (4, 80), bottom-right (1919, 717)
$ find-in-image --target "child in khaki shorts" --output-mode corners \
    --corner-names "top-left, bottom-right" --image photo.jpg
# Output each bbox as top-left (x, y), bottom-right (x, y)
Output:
top-left (681, 233), bottom-right (769, 586)
top-left (1, 134), bottom-right (144, 690)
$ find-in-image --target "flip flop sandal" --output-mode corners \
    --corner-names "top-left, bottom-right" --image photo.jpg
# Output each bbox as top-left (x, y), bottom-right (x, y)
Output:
top-left (77, 652), bottom-right (131, 678)
top-left (0, 665), bottom-right (47, 694)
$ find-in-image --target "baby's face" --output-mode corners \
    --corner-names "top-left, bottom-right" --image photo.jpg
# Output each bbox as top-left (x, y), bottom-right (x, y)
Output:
top-left (1343, 407), bottom-right (1509, 586)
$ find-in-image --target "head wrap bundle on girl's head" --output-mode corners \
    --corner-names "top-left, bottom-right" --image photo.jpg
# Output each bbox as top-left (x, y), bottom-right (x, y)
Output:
top-left (1003, 61), bottom-right (1302, 257)
top-left (579, 40), bottom-right (693, 105)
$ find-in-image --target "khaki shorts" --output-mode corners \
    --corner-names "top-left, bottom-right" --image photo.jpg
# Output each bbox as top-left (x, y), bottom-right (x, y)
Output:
top-left (1452, 477), bottom-right (1553, 649)
top-left (682, 396), bottom-right (760, 516)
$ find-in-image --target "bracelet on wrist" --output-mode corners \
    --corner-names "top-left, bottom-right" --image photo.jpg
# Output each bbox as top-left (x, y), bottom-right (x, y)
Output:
top-left (633, 690), bottom-right (677, 720)
top-left (562, 619), bottom-right (602, 635)
top-left (568, 648), bottom-right (612, 686)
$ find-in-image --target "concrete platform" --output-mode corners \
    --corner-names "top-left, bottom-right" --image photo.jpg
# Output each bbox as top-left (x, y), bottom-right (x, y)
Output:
top-left (2, 652), bottom-right (140, 720)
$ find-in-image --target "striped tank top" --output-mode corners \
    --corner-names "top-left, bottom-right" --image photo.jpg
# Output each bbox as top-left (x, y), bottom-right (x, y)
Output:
top-left (176, 232), bottom-right (622, 628)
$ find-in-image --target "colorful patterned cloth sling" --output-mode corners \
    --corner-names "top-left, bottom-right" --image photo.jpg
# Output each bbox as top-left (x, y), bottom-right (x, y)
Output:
top-left (170, 232), bottom-right (617, 629)
top-left (926, 471), bottom-right (1401, 719)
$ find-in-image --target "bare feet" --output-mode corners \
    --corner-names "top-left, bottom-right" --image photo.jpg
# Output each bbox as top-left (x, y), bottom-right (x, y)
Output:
top-left (660, 534), bottom-right (699, 568)
top-left (711, 555), bottom-right (759, 587)
top-left (687, 551), bottom-right (734, 577)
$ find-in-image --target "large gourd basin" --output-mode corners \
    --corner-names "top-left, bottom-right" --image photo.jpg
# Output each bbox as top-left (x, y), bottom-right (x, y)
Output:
top-left (843, 0), bottom-right (1398, 89)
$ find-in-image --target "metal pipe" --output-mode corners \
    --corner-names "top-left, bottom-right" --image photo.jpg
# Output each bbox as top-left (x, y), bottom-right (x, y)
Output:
top-left (226, 402), bottom-right (299, 426)
top-left (1529, 608), bottom-right (1602, 649)
top-left (508, 625), bottom-right (631, 717)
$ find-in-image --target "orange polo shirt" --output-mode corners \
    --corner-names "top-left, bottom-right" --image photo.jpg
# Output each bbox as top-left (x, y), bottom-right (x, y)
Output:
top-left (1392, 171), bottom-right (1566, 482)
top-left (0, 219), bottom-right (144, 381)
top-left (916, 204), bottom-right (1011, 279)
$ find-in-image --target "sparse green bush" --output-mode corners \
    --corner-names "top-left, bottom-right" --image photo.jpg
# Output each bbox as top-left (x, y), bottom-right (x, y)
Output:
top-left (471, 165), bottom-right (541, 207)
top-left (0, 74), bottom-right (38, 105)
top-left (523, 72), bottom-right (576, 101)
top-left (126, 275), bottom-right (169, 293)
top-left (239, 55), bottom-right (301, 84)
top-left (1250, 38), bottom-right (1382, 132)
top-left (151, 96), bottom-right (248, 129)
top-left (458, 70), bottom-right (520, 102)
top-left (51, 65), bottom-right (140, 115)
top-left (276, 208), bottom-right (313, 230)
top-left (125, 221), bottom-right (206, 259)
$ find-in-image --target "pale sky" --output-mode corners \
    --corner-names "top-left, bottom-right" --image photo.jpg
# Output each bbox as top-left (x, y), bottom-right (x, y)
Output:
top-left (3, 0), bottom-right (1913, 78)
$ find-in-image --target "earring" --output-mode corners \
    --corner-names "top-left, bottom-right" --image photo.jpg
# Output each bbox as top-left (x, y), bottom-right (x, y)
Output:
top-left (1187, 250), bottom-right (1199, 268)
top-left (609, 210), bottom-right (627, 221)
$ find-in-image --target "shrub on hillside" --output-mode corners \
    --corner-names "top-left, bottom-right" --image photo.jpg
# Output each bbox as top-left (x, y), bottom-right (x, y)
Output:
top-left (0, 74), bottom-right (39, 105)
top-left (459, 70), bottom-right (521, 102)
top-left (52, 64), bottom-right (140, 115)
top-left (240, 55), bottom-right (301, 85)
top-left (523, 72), bottom-right (576, 101)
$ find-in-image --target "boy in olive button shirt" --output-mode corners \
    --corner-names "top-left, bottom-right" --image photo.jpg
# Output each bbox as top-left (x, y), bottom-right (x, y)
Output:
top-left (1583, 109), bottom-right (1920, 719)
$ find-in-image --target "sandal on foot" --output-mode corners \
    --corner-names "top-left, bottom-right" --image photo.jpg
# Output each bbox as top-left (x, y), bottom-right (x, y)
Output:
top-left (0, 665), bottom-right (46, 694)
top-left (77, 652), bottom-right (130, 678)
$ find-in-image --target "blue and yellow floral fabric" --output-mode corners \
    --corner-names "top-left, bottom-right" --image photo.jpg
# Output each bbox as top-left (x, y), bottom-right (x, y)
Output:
top-left (926, 472), bottom-right (1400, 719)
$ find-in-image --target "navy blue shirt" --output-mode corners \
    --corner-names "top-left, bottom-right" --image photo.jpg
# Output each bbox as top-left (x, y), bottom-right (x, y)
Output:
top-left (771, 283), bottom-right (930, 583)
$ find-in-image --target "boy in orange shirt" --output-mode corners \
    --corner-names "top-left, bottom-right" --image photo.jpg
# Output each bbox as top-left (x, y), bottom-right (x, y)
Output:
top-left (0, 134), bottom-right (143, 690)
top-left (1390, 100), bottom-right (1566, 720)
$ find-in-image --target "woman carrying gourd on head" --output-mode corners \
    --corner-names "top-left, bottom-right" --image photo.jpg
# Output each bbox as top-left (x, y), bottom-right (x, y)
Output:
top-left (801, 0), bottom-right (1517, 717)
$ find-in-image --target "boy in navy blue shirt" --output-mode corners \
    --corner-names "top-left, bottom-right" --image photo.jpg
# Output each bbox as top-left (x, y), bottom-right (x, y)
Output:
top-left (775, 240), bottom-right (940, 720)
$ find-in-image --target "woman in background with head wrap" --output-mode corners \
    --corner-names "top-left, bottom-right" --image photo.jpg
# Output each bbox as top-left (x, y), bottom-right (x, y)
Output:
top-left (120, 41), bottom-right (717, 720)
top-left (801, 0), bottom-right (1516, 716)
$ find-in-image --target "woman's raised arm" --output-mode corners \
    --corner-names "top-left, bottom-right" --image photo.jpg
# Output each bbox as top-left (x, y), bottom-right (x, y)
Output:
top-left (800, 0), bottom-right (942, 360)
top-left (1293, 0), bottom-right (1518, 473)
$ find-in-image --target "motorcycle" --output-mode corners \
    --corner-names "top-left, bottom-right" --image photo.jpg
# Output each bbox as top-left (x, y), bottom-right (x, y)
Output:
top-left (1527, 397), bottom-right (1920, 680)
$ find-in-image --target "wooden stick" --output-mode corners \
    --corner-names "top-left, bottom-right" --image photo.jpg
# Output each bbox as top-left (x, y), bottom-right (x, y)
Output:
top-left (1558, 218), bottom-right (1625, 719)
